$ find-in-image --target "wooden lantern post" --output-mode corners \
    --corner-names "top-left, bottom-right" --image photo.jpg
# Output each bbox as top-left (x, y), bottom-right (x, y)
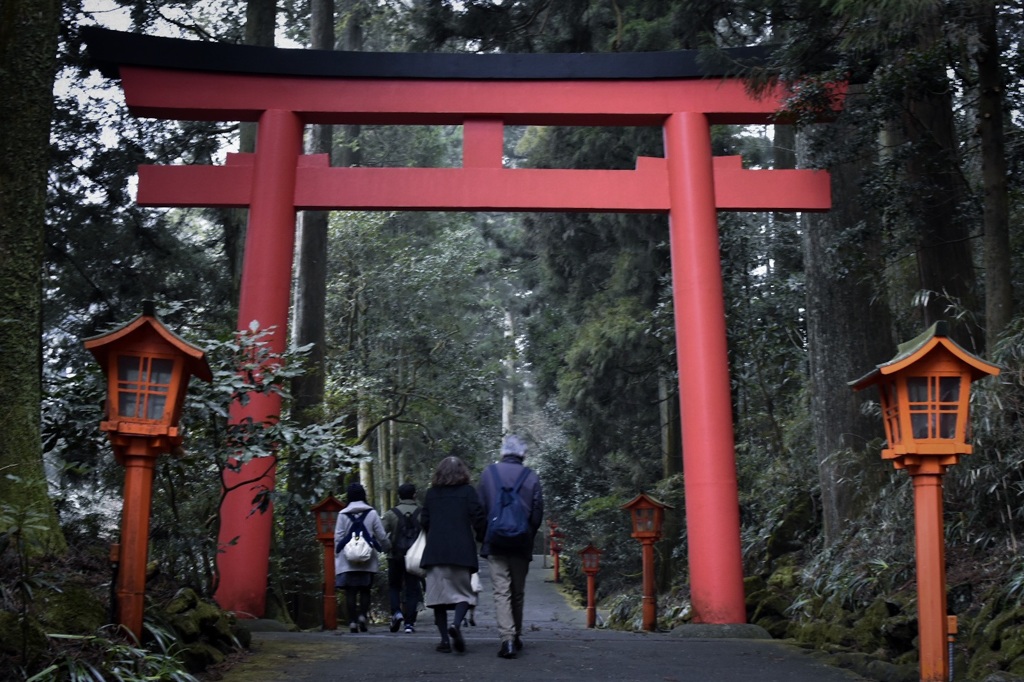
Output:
top-left (549, 520), bottom-right (565, 583)
top-left (84, 302), bottom-right (211, 640)
top-left (580, 544), bottom-right (603, 628)
top-left (851, 322), bottom-right (999, 682)
top-left (311, 496), bottom-right (344, 630)
top-left (621, 493), bottom-right (672, 631)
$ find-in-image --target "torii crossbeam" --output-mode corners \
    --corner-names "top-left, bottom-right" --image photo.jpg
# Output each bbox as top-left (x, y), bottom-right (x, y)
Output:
top-left (85, 27), bottom-right (841, 625)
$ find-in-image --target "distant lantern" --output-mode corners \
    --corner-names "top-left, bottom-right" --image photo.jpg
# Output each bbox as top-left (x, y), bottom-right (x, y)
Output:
top-left (851, 321), bottom-right (999, 682)
top-left (84, 301), bottom-right (211, 641)
top-left (621, 493), bottom-right (669, 541)
top-left (580, 543), bottom-right (602, 575)
top-left (580, 543), bottom-right (603, 629)
top-left (312, 496), bottom-right (343, 542)
top-left (621, 493), bottom-right (673, 631)
top-left (311, 495), bottom-right (344, 630)
top-left (548, 520), bottom-right (565, 582)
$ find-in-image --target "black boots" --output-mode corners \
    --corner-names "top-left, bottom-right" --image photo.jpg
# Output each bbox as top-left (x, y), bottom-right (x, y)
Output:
top-left (497, 640), bottom-right (516, 659)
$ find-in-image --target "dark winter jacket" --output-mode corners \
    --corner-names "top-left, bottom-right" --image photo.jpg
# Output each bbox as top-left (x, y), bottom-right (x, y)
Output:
top-left (382, 499), bottom-right (421, 557)
top-left (420, 483), bottom-right (486, 572)
top-left (477, 456), bottom-right (544, 559)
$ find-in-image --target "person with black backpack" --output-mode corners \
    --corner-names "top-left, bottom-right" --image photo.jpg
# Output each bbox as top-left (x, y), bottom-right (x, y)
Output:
top-left (334, 483), bottom-right (390, 633)
top-left (382, 483), bottom-right (423, 633)
top-left (478, 434), bottom-right (544, 659)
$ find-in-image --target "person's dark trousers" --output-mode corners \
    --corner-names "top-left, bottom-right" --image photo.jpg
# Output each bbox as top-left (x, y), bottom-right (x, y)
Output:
top-left (388, 559), bottom-right (422, 624)
top-left (345, 587), bottom-right (371, 627)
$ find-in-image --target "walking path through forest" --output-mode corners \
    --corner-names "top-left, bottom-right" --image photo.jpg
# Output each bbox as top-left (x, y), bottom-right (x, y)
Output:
top-left (216, 557), bottom-right (869, 681)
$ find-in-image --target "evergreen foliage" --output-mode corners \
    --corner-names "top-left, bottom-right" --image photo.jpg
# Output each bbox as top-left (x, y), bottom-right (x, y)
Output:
top-left (3, 0), bottom-right (1024, 677)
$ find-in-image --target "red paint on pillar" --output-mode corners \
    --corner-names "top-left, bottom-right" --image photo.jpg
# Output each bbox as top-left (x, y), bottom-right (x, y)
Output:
top-left (116, 448), bottom-right (159, 640)
top-left (641, 539), bottom-right (657, 631)
top-left (586, 573), bottom-right (597, 628)
top-left (322, 541), bottom-right (337, 630)
top-left (663, 112), bottom-right (746, 624)
top-left (214, 109), bottom-right (303, 617)
top-left (913, 473), bottom-right (949, 681)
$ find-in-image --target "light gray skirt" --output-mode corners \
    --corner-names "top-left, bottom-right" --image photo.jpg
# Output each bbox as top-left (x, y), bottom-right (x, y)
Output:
top-left (424, 566), bottom-right (477, 607)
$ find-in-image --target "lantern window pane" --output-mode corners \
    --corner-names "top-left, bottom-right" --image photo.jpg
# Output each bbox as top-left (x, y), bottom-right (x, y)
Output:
top-left (145, 358), bottom-right (173, 420)
top-left (116, 355), bottom-right (174, 421)
top-left (906, 375), bottom-right (960, 440)
top-left (910, 413), bottom-right (932, 439)
top-left (940, 413), bottom-right (957, 439)
top-left (637, 509), bottom-right (654, 531)
top-left (939, 377), bottom-right (960, 402)
top-left (908, 377), bottom-right (928, 402)
top-left (318, 512), bottom-right (337, 535)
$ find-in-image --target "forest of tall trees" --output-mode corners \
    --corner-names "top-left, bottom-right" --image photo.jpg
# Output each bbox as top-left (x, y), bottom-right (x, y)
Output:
top-left (3, 1), bottom-right (1024, 679)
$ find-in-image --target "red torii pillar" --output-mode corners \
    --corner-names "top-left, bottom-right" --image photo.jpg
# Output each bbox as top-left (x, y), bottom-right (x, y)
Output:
top-left (664, 112), bottom-right (745, 622)
top-left (218, 109), bottom-right (304, 617)
top-left (84, 27), bottom-right (840, 623)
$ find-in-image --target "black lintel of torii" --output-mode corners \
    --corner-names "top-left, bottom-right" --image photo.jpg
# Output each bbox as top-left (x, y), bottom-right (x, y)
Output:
top-left (81, 26), bottom-right (772, 82)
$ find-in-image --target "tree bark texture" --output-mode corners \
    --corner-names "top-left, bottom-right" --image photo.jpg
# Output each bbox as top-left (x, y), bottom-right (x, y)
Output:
top-left (901, 12), bottom-right (981, 351)
top-left (975, 1), bottom-right (1012, 351)
top-left (801, 96), bottom-right (895, 544)
top-left (283, 0), bottom-right (334, 629)
top-left (0, 0), bottom-right (66, 553)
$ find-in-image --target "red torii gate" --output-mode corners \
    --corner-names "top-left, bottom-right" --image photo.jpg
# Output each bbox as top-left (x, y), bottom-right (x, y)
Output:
top-left (85, 28), bottom-right (840, 625)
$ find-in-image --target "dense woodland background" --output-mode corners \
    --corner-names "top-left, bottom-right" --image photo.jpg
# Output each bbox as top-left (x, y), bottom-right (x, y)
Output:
top-left (4, 0), bottom-right (1024, 679)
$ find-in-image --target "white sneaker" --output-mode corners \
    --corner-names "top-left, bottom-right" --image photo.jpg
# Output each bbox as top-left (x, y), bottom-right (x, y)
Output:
top-left (405, 624), bottom-right (415, 633)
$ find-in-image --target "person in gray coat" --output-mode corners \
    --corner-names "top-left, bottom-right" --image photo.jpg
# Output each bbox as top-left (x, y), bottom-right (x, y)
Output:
top-left (334, 482), bottom-right (391, 633)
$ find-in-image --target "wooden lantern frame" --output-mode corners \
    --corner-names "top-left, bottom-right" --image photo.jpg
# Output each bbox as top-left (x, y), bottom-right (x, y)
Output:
top-left (580, 543), bottom-right (603, 628)
top-left (85, 302), bottom-right (212, 461)
top-left (851, 321), bottom-right (999, 681)
top-left (621, 493), bottom-right (673, 631)
top-left (83, 302), bottom-right (211, 640)
top-left (310, 495), bottom-right (344, 630)
top-left (851, 321), bottom-right (999, 473)
top-left (621, 493), bottom-right (670, 541)
top-left (311, 496), bottom-right (343, 542)
top-left (580, 543), bottom-right (602, 576)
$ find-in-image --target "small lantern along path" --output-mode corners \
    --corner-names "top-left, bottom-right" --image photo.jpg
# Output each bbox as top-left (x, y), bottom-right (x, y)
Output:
top-left (83, 27), bottom-right (843, 623)
top-left (851, 321), bottom-right (999, 682)
top-left (622, 493), bottom-right (673, 631)
top-left (548, 520), bottom-right (564, 583)
top-left (84, 302), bottom-right (212, 640)
top-left (580, 544), bottom-right (603, 629)
top-left (310, 496), bottom-right (344, 630)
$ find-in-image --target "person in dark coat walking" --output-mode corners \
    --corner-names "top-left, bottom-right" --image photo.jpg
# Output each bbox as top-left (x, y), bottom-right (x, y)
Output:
top-left (478, 434), bottom-right (544, 659)
top-left (382, 482), bottom-right (423, 633)
top-left (420, 456), bottom-right (487, 653)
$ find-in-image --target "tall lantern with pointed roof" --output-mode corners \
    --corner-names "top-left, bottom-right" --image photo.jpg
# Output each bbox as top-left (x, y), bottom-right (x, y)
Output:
top-left (84, 302), bottom-right (212, 640)
top-left (621, 493), bottom-right (672, 631)
top-left (851, 321), bottom-right (999, 682)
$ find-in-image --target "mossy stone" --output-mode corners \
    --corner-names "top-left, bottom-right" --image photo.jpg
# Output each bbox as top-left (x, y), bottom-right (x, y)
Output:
top-left (38, 584), bottom-right (106, 635)
top-left (165, 587), bottom-right (200, 615)
top-left (179, 641), bottom-right (227, 673)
